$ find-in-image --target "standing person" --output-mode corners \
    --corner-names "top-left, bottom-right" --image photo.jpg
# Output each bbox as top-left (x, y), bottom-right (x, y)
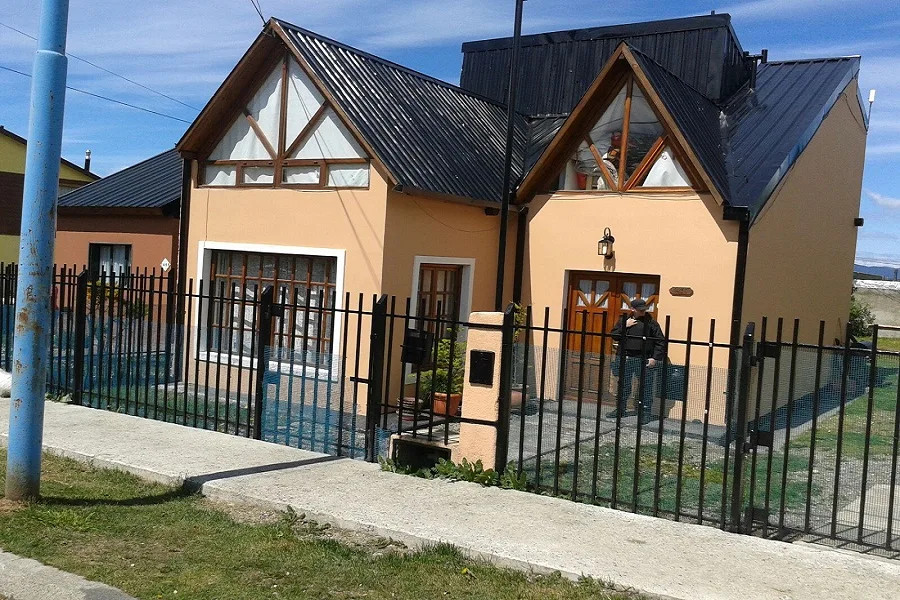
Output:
top-left (608, 298), bottom-right (666, 424)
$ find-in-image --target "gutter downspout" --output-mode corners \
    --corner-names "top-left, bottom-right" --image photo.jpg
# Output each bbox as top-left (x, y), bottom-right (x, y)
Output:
top-left (725, 206), bottom-right (750, 348)
top-left (724, 205), bottom-right (750, 452)
top-left (512, 206), bottom-right (528, 304)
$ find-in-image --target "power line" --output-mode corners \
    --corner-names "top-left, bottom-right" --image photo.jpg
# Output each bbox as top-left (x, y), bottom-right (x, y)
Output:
top-left (249, 0), bottom-right (266, 25)
top-left (0, 65), bottom-right (192, 124)
top-left (0, 21), bottom-right (200, 112)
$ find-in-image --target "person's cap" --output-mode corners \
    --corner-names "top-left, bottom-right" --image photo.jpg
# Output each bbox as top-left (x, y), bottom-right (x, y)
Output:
top-left (630, 298), bottom-right (650, 311)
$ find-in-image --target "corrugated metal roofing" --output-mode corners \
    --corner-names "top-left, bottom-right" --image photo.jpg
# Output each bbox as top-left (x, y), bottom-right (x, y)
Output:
top-left (460, 14), bottom-right (752, 112)
top-left (630, 50), bottom-right (730, 201)
top-left (723, 57), bottom-right (859, 213)
top-left (57, 149), bottom-right (182, 209)
top-left (524, 116), bottom-right (566, 174)
top-left (277, 19), bottom-right (529, 204)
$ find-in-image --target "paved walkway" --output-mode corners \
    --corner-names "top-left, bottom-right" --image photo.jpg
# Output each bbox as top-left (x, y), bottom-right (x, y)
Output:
top-left (0, 550), bottom-right (136, 600)
top-left (3, 400), bottom-right (900, 600)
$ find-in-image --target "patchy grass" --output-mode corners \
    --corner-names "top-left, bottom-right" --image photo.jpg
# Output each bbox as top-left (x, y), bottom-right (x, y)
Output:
top-left (0, 450), bottom-right (643, 600)
top-left (524, 440), bottom-right (813, 522)
top-left (791, 367), bottom-right (899, 460)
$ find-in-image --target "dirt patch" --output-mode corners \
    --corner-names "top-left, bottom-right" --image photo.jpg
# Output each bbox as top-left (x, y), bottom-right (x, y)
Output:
top-left (203, 499), bottom-right (410, 557)
top-left (0, 499), bottom-right (24, 514)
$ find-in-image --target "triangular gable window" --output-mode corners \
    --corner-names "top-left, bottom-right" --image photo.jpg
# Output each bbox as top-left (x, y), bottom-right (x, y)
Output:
top-left (201, 54), bottom-right (370, 189)
top-left (555, 75), bottom-right (696, 192)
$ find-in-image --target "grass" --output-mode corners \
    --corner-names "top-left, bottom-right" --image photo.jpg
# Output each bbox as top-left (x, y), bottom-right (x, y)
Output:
top-left (526, 440), bottom-right (814, 522)
top-left (0, 450), bottom-right (642, 600)
top-left (790, 365), bottom-right (899, 460)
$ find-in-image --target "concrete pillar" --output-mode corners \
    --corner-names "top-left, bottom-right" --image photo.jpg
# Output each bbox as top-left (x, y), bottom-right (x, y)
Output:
top-left (453, 311), bottom-right (504, 470)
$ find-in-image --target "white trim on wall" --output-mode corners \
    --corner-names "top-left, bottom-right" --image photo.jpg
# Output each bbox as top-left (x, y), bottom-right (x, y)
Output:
top-left (410, 255), bottom-right (476, 323)
top-left (193, 240), bottom-right (347, 377)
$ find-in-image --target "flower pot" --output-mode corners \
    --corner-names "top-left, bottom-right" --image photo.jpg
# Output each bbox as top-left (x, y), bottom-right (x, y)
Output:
top-left (431, 392), bottom-right (462, 417)
top-left (400, 397), bottom-right (419, 421)
top-left (510, 388), bottom-right (524, 410)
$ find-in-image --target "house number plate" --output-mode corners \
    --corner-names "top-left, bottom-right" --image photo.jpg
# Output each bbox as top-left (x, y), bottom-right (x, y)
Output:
top-left (669, 286), bottom-right (694, 297)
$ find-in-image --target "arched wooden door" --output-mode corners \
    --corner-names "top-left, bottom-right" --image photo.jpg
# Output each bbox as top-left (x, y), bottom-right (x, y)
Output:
top-left (565, 272), bottom-right (660, 401)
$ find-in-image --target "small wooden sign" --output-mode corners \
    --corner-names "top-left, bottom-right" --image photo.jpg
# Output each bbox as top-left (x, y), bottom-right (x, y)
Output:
top-left (669, 286), bottom-right (694, 297)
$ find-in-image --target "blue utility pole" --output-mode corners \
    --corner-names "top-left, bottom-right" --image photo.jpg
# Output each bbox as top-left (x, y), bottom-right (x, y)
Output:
top-left (6, 0), bottom-right (70, 501)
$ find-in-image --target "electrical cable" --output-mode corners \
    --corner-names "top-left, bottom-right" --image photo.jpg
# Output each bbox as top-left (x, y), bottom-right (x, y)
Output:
top-left (0, 21), bottom-right (200, 112)
top-left (0, 65), bottom-right (191, 124)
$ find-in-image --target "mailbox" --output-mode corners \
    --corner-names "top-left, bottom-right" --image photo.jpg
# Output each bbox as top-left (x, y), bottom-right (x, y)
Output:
top-left (401, 328), bottom-right (433, 365)
top-left (469, 350), bottom-right (495, 386)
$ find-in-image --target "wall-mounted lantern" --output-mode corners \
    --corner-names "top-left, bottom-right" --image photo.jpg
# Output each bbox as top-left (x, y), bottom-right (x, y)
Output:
top-left (598, 227), bottom-right (615, 258)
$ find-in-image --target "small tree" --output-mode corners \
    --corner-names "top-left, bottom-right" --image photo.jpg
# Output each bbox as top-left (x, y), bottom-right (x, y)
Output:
top-left (849, 293), bottom-right (875, 338)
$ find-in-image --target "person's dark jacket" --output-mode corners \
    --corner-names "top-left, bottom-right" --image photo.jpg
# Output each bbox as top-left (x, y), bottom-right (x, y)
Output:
top-left (611, 313), bottom-right (666, 361)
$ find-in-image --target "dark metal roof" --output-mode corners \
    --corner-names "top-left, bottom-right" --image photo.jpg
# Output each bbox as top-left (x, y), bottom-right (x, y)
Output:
top-left (277, 19), bottom-right (529, 204)
top-left (460, 14), bottom-right (752, 113)
top-left (57, 149), bottom-right (182, 209)
top-left (524, 116), bottom-right (566, 174)
top-left (630, 50), bottom-right (730, 201)
top-left (723, 57), bottom-right (860, 215)
top-left (0, 126), bottom-right (99, 180)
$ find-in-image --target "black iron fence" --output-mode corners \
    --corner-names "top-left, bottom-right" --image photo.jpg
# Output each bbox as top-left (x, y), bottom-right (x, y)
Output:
top-left (1, 263), bottom-right (898, 554)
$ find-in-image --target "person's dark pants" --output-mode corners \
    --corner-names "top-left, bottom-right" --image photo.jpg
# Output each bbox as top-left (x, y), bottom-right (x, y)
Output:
top-left (616, 355), bottom-right (656, 413)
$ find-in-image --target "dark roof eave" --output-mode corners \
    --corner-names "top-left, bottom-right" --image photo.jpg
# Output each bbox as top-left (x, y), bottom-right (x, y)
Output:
top-left (392, 184), bottom-right (521, 212)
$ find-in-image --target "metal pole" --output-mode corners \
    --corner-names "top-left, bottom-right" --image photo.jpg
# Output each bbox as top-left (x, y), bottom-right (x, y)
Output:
top-left (494, 0), bottom-right (524, 311)
top-left (6, 0), bottom-right (70, 501)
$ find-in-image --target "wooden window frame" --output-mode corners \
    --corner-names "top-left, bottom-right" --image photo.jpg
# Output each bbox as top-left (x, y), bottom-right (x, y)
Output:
top-left (416, 263), bottom-right (463, 339)
top-left (198, 52), bottom-right (370, 191)
top-left (88, 243), bottom-right (132, 280)
top-left (560, 74), bottom-right (701, 194)
top-left (208, 249), bottom-right (338, 364)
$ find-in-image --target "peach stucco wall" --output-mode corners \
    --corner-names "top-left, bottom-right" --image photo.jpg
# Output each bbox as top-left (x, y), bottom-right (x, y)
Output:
top-left (54, 214), bottom-right (179, 273)
top-left (741, 80), bottom-right (866, 346)
top-left (186, 163), bottom-right (390, 295)
top-left (381, 191), bottom-right (516, 312)
top-left (524, 190), bottom-right (739, 346)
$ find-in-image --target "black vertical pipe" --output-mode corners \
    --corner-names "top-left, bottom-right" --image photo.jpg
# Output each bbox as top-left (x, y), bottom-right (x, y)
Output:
top-left (512, 207), bottom-right (528, 304)
top-left (494, 0), bottom-right (524, 311)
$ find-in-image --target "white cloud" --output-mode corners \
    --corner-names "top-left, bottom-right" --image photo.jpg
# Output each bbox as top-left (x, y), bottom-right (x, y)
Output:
top-left (866, 190), bottom-right (900, 209)
top-left (867, 144), bottom-right (900, 156)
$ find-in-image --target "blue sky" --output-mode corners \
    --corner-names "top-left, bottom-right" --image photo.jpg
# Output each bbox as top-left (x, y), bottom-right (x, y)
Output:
top-left (1, 0), bottom-right (898, 260)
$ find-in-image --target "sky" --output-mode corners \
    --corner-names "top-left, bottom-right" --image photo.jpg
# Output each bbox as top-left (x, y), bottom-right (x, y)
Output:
top-left (1, 0), bottom-right (898, 261)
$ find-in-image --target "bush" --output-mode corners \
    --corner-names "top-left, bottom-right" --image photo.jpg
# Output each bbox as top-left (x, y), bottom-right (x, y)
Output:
top-left (411, 333), bottom-right (466, 399)
top-left (849, 294), bottom-right (875, 338)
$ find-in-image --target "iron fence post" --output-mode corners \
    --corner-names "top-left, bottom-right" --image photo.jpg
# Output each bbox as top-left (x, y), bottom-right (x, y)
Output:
top-left (730, 321), bottom-right (755, 532)
top-left (71, 270), bottom-right (88, 406)
top-left (252, 286), bottom-right (275, 440)
top-left (365, 295), bottom-right (388, 462)
top-left (495, 303), bottom-right (516, 471)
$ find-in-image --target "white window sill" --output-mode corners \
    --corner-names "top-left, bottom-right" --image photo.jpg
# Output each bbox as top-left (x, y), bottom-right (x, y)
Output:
top-left (198, 351), bottom-right (339, 382)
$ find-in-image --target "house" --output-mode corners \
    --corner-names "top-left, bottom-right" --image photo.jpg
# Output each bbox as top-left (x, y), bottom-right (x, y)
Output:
top-left (174, 14), bottom-right (866, 416)
top-left (55, 149), bottom-right (183, 279)
top-left (0, 126), bottom-right (97, 263)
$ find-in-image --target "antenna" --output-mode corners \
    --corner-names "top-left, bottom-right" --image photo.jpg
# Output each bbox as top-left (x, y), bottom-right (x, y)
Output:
top-left (867, 89), bottom-right (876, 122)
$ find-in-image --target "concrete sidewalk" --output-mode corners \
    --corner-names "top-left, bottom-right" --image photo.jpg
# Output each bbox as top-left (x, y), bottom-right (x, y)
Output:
top-left (2, 400), bottom-right (900, 600)
top-left (0, 550), bottom-right (136, 600)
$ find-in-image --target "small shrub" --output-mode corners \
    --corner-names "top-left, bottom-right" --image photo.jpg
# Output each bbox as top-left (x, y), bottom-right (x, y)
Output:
top-left (381, 457), bottom-right (529, 490)
top-left (849, 293), bottom-right (875, 338)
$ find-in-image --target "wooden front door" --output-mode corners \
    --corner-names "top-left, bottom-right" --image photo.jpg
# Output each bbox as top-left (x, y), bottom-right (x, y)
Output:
top-left (565, 272), bottom-right (660, 400)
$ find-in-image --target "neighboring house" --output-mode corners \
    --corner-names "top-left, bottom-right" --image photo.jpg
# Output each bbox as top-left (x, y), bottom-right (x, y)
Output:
top-left (854, 280), bottom-right (900, 336)
top-left (0, 125), bottom-right (97, 263)
top-left (55, 149), bottom-right (183, 278)
top-left (175, 14), bottom-right (866, 410)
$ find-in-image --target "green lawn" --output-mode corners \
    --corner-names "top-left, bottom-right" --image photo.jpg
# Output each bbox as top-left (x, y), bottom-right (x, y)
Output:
top-left (0, 450), bottom-right (642, 600)
top-left (526, 439), bottom-right (813, 523)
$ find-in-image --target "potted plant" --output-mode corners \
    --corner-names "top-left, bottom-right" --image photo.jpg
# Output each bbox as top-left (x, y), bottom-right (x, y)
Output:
top-left (415, 333), bottom-right (465, 416)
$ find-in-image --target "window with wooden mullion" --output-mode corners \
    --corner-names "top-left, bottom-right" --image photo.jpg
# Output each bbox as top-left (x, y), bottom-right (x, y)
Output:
top-left (622, 135), bottom-right (668, 190)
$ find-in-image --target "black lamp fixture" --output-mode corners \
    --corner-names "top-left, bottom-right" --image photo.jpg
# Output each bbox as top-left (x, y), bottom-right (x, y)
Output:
top-left (598, 227), bottom-right (615, 258)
